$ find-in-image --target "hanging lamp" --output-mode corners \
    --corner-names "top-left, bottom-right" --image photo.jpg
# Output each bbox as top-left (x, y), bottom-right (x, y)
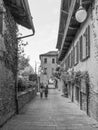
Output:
top-left (75, 0), bottom-right (87, 23)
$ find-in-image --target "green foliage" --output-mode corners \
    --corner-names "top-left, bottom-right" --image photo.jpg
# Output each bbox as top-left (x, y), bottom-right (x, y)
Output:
top-left (18, 54), bottom-right (30, 71)
top-left (3, 6), bottom-right (18, 74)
top-left (60, 70), bottom-right (89, 85)
top-left (18, 78), bottom-right (25, 91)
top-left (29, 74), bottom-right (37, 81)
top-left (18, 39), bottom-right (28, 55)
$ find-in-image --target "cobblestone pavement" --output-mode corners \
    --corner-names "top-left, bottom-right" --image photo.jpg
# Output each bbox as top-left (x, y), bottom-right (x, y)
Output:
top-left (1, 89), bottom-right (98, 130)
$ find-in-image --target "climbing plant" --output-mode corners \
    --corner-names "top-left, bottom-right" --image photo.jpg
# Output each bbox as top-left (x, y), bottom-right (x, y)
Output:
top-left (3, 6), bottom-right (18, 75)
top-left (60, 70), bottom-right (89, 85)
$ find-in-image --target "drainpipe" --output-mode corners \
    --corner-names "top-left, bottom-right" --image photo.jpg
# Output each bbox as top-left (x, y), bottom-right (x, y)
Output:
top-left (15, 24), bottom-right (35, 114)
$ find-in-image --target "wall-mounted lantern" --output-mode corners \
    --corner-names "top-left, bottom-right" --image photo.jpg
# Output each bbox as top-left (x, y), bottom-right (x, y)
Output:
top-left (75, 0), bottom-right (87, 23)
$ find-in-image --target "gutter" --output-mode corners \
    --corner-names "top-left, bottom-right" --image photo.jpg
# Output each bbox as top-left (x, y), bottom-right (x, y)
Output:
top-left (58, 0), bottom-right (77, 60)
top-left (17, 33), bottom-right (34, 40)
top-left (17, 0), bottom-right (35, 39)
top-left (23, 0), bottom-right (35, 32)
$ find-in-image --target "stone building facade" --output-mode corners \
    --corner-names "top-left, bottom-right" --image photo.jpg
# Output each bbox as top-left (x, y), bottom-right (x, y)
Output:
top-left (39, 51), bottom-right (58, 85)
top-left (0, 0), bottom-right (35, 126)
top-left (56, 0), bottom-right (98, 121)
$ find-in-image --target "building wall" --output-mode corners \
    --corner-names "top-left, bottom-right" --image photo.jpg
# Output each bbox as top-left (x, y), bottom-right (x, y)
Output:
top-left (40, 55), bottom-right (57, 84)
top-left (0, 1), bottom-right (17, 126)
top-left (61, 0), bottom-right (98, 121)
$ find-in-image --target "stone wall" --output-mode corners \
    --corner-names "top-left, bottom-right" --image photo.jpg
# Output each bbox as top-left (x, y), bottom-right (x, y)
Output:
top-left (0, 62), bottom-right (16, 126)
top-left (0, 2), bottom-right (37, 127)
top-left (0, 87), bottom-right (37, 127)
top-left (18, 88), bottom-right (37, 110)
top-left (0, 2), bottom-right (17, 126)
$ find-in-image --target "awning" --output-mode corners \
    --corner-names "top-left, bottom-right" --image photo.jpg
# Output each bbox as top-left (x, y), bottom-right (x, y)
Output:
top-left (3, 0), bottom-right (35, 34)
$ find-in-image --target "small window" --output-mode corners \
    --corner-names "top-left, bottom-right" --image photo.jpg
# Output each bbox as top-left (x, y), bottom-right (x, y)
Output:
top-left (52, 68), bottom-right (54, 74)
top-left (44, 58), bottom-right (47, 63)
top-left (44, 68), bottom-right (47, 75)
top-left (52, 58), bottom-right (55, 64)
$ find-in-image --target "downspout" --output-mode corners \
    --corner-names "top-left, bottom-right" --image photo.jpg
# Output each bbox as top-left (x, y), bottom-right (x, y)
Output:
top-left (15, 27), bottom-right (35, 114)
top-left (15, 25), bottom-right (35, 114)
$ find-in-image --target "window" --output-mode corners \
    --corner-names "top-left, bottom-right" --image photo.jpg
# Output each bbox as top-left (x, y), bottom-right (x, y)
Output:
top-left (80, 26), bottom-right (90, 61)
top-left (44, 58), bottom-right (47, 63)
top-left (52, 58), bottom-right (55, 64)
top-left (52, 68), bottom-right (54, 74)
top-left (44, 68), bottom-right (47, 75)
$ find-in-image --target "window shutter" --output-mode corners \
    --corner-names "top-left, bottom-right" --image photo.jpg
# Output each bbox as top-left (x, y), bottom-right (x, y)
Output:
top-left (86, 25), bottom-right (90, 58)
top-left (66, 58), bottom-right (68, 70)
top-left (68, 55), bottom-right (70, 68)
top-left (73, 47), bottom-right (75, 65)
top-left (76, 42), bottom-right (79, 64)
top-left (80, 36), bottom-right (83, 61)
top-left (66, 59), bottom-right (67, 70)
top-left (71, 50), bottom-right (73, 67)
top-left (82, 32), bottom-right (87, 60)
top-left (69, 54), bottom-right (71, 68)
top-left (0, 13), bottom-right (3, 34)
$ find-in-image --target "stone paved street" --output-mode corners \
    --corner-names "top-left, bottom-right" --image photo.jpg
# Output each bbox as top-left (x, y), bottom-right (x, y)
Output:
top-left (1, 89), bottom-right (98, 130)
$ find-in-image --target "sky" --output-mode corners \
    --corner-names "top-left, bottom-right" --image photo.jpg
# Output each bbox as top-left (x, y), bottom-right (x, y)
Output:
top-left (19, 0), bottom-right (61, 71)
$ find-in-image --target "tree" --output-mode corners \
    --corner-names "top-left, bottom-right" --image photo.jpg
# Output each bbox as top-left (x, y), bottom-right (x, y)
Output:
top-left (18, 54), bottom-right (30, 71)
top-left (29, 73), bottom-right (37, 81)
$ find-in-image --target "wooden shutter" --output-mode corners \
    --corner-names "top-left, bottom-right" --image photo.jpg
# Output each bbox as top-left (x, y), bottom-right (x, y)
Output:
top-left (73, 47), bottom-right (75, 65)
top-left (86, 25), bottom-right (90, 58)
top-left (80, 36), bottom-right (83, 61)
top-left (74, 43), bottom-right (79, 65)
top-left (0, 13), bottom-right (3, 34)
top-left (76, 42), bottom-right (79, 64)
top-left (71, 50), bottom-right (73, 67)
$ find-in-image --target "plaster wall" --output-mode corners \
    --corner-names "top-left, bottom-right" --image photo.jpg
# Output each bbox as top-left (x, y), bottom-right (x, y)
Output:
top-left (62, 0), bottom-right (98, 120)
top-left (40, 55), bottom-right (57, 84)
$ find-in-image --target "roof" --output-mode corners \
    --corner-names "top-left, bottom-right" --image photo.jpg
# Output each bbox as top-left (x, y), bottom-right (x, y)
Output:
top-left (39, 51), bottom-right (58, 59)
top-left (56, 0), bottom-right (93, 61)
top-left (3, 0), bottom-right (35, 33)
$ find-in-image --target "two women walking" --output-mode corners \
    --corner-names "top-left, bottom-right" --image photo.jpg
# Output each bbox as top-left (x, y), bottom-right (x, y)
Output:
top-left (40, 83), bottom-right (48, 99)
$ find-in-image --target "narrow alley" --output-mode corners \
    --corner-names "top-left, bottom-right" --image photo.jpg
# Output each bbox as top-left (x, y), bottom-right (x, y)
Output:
top-left (1, 89), bottom-right (98, 130)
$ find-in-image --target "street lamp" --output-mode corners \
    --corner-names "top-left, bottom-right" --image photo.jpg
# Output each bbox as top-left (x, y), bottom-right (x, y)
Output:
top-left (75, 0), bottom-right (87, 23)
